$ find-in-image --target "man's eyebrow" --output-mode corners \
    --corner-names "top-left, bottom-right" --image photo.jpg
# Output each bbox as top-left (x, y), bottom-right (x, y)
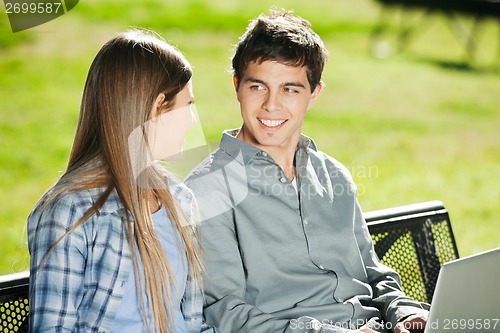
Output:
top-left (243, 77), bottom-right (306, 89)
top-left (243, 77), bottom-right (265, 84)
top-left (283, 82), bottom-right (306, 89)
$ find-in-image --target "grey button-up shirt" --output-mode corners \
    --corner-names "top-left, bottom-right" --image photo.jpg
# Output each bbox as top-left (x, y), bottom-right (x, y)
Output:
top-left (186, 130), bottom-right (428, 333)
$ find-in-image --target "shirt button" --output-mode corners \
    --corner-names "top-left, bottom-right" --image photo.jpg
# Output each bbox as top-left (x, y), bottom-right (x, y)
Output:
top-left (303, 218), bottom-right (309, 225)
top-left (261, 151), bottom-right (268, 157)
top-left (279, 177), bottom-right (287, 183)
top-left (319, 265), bottom-right (324, 270)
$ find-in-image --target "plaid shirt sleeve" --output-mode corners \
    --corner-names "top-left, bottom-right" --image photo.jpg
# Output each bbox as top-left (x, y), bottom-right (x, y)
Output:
top-left (28, 191), bottom-right (91, 331)
top-left (28, 189), bottom-right (130, 332)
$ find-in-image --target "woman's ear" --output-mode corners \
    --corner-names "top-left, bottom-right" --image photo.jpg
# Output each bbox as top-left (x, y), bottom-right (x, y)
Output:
top-left (151, 93), bottom-right (166, 119)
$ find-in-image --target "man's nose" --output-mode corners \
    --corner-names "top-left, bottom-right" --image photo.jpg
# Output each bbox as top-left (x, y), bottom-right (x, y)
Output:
top-left (262, 90), bottom-right (281, 112)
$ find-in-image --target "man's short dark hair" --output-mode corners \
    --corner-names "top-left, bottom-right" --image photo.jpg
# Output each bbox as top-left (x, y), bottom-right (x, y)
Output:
top-left (232, 9), bottom-right (328, 92)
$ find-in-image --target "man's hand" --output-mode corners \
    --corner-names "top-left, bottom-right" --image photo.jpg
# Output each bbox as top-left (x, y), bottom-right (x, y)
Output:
top-left (354, 328), bottom-right (382, 333)
top-left (394, 314), bottom-right (427, 333)
top-left (354, 318), bottom-right (384, 332)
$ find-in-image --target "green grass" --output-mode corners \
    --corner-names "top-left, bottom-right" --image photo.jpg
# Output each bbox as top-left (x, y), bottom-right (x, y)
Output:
top-left (1, 0), bottom-right (499, 273)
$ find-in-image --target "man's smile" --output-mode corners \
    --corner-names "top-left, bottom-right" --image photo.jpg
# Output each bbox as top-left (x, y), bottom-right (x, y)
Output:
top-left (257, 118), bottom-right (288, 128)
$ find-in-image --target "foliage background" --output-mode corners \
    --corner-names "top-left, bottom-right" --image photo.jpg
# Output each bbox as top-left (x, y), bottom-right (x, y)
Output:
top-left (0, 0), bottom-right (499, 274)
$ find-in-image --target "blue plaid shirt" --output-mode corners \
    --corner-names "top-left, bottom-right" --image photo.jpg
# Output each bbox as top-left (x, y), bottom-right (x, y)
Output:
top-left (28, 180), bottom-right (203, 332)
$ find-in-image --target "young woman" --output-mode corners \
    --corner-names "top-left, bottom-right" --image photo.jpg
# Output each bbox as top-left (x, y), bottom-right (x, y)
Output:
top-left (28, 29), bottom-right (203, 333)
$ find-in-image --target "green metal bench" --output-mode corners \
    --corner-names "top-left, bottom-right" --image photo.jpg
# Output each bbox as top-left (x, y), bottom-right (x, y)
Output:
top-left (0, 271), bottom-right (29, 332)
top-left (366, 200), bottom-right (459, 303)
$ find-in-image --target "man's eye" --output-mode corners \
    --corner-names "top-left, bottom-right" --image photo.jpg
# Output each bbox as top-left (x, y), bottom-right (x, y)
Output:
top-left (250, 85), bottom-right (265, 91)
top-left (284, 87), bottom-right (299, 93)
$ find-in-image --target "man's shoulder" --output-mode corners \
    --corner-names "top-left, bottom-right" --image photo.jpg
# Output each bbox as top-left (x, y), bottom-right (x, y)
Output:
top-left (300, 135), bottom-right (346, 169)
top-left (185, 148), bottom-right (220, 180)
top-left (307, 146), bottom-right (344, 167)
top-left (306, 146), bottom-right (356, 181)
top-left (186, 144), bottom-right (240, 178)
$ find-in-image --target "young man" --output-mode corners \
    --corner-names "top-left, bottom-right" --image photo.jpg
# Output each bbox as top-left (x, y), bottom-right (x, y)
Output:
top-left (186, 10), bottom-right (428, 333)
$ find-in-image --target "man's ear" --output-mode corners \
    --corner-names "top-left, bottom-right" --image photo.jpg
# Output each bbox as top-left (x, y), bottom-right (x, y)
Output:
top-left (151, 93), bottom-right (166, 119)
top-left (233, 76), bottom-right (239, 93)
top-left (307, 83), bottom-right (323, 109)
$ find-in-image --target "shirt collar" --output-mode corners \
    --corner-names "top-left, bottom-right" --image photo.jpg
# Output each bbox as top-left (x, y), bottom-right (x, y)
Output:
top-left (219, 128), bottom-right (318, 165)
top-left (219, 129), bottom-right (260, 164)
top-left (297, 133), bottom-right (317, 152)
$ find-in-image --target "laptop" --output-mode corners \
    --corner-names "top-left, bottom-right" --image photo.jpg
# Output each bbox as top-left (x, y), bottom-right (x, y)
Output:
top-left (425, 247), bottom-right (500, 332)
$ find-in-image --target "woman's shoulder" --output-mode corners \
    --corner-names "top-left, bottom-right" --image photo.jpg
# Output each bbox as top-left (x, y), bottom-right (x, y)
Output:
top-left (168, 177), bottom-right (193, 201)
top-left (28, 185), bottom-right (122, 227)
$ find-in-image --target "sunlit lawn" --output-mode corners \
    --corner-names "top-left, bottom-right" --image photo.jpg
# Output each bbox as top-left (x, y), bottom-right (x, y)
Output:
top-left (1, 0), bottom-right (499, 273)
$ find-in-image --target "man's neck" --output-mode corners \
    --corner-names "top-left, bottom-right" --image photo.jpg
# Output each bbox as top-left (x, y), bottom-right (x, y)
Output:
top-left (271, 151), bottom-right (296, 181)
top-left (235, 128), bottom-right (298, 181)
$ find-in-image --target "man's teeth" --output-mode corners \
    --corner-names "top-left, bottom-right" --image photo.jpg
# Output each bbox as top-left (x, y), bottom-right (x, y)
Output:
top-left (259, 118), bottom-right (286, 127)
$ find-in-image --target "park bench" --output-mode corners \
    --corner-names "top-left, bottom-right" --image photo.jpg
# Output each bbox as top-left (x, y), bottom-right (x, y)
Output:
top-left (370, 0), bottom-right (500, 60)
top-left (365, 200), bottom-right (459, 303)
top-left (0, 200), bottom-right (459, 332)
top-left (0, 271), bottom-right (29, 332)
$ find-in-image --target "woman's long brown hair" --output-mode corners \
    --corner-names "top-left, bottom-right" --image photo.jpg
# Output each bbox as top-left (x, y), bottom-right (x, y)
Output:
top-left (37, 29), bottom-right (202, 333)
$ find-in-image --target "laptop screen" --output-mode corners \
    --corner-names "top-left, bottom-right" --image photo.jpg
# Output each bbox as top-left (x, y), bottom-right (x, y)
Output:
top-left (425, 247), bottom-right (500, 333)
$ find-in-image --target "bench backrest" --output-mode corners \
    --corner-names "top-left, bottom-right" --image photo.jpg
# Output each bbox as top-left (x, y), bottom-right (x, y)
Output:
top-left (0, 200), bottom-right (459, 331)
top-left (366, 200), bottom-right (459, 303)
top-left (0, 271), bottom-right (29, 332)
